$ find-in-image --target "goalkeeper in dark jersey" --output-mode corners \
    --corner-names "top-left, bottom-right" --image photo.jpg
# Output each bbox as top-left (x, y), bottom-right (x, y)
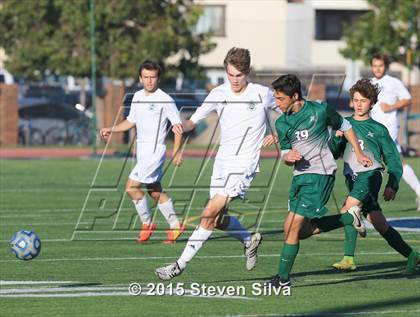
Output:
top-left (329, 78), bottom-right (419, 274)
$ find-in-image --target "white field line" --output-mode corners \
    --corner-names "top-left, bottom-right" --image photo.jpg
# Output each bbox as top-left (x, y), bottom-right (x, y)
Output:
top-left (0, 291), bottom-right (257, 300)
top-left (0, 285), bottom-right (257, 300)
top-left (0, 286), bottom-right (124, 294)
top-left (209, 310), bottom-right (420, 317)
top-left (1, 231), bottom-right (419, 243)
top-left (0, 251), bottom-right (402, 263)
top-left (0, 280), bottom-right (79, 285)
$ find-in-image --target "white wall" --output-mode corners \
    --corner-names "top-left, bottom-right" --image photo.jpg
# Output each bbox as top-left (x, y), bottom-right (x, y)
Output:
top-left (195, 0), bottom-right (287, 70)
top-left (286, 2), bottom-right (313, 69)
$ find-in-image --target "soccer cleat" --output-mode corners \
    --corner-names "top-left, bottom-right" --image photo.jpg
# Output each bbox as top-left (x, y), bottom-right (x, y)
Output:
top-left (348, 206), bottom-right (366, 237)
top-left (266, 275), bottom-right (292, 288)
top-left (332, 257), bottom-right (357, 272)
top-left (405, 250), bottom-right (419, 274)
top-left (244, 232), bottom-right (262, 271)
top-left (155, 262), bottom-right (183, 280)
top-left (136, 223), bottom-right (156, 243)
top-left (163, 223), bottom-right (186, 244)
top-left (416, 196), bottom-right (420, 212)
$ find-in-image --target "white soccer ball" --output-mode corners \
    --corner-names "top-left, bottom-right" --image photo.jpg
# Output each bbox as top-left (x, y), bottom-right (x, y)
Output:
top-left (10, 230), bottom-right (41, 260)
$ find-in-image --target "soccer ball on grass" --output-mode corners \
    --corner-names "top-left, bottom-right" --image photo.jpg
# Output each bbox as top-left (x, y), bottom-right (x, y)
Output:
top-left (10, 230), bottom-right (41, 260)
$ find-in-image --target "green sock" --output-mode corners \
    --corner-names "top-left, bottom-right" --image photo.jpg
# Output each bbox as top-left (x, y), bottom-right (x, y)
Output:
top-left (277, 243), bottom-right (299, 280)
top-left (313, 214), bottom-right (343, 232)
top-left (343, 225), bottom-right (357, 256)
top-left (340, 212), bottom-right (354, 226)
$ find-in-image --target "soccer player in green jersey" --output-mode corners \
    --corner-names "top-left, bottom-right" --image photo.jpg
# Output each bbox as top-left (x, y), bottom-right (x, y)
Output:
top-left (268, 74), bottom-right (373, 287)
top-left (329, 78), bottom-right (419, 274)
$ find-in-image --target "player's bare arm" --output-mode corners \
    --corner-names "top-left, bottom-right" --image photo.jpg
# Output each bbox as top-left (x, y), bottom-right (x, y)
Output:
top-left (283, 149), bottom-right (302, 166)
top-left (343, 128), bottom-right (372, 167)
top-left (380, 98), bottom-right (412, 113)
top-left (262, 134), bottom-right (278, 147)
top-left (100, 120), bottom-right (136, 139)
top-left (172, 124), bottom-right (183, 167)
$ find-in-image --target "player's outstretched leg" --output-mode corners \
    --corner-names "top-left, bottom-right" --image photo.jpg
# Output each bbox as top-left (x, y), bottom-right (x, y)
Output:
top-left (155, 225), bottom-right (212, 280)
top-left (155, 195), bottom-right (227, 280)
top-left (368, 211), bottom-right (419, 274)
top-left (215, 213), bottom-right (262, 270)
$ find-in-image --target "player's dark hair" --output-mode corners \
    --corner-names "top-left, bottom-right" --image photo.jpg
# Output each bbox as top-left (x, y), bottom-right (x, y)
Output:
top-left (370, 53), bottom-right (390, 69)
top-left (138, 60), bottom-right (161, 78)
top-left (271, 74), bottom-right (303, 99)
top-left (349, 78), bottom-right (379, 105)
top-left (223, 47), bottom-right (251, 74)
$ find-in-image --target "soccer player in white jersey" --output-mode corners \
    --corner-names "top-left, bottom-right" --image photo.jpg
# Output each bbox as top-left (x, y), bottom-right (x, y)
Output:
top-left (370, 53), bottom-right (420, 210)
top-left (100, 60), bottom-right (185, 243)
top-left (155, 47), bottom-right (280, 280)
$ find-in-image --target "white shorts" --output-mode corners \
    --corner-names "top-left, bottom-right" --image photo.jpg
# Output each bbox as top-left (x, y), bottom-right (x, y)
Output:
top-left (209, 160), bottom-right (257, 199)
top-left (129, 144), bottom-right (166, 184)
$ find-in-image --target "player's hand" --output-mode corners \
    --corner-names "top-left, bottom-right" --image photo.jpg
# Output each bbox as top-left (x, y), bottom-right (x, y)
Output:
top-left (380, 102), bottom-right (394, 113)
top-left (172, 153), bottom-right (183, 167)
top-left (262, 134), bottom-right (278, 147)
top-left (172, 124), bottom-right (183, 136)
top-left (284, 149), bottom-right (302, 163)
top-left (383, 187), bottom-right (396, 201)
top-left (356, 153), bottom-right (372, 167)
top-left (100, 128), bottom-right (112, 139)
top-left (335, 130), bottom-right (344, 137)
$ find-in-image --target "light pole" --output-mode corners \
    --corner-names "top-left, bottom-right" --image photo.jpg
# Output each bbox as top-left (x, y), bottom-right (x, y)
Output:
top-left (90, 0), bottom-right (97, 154)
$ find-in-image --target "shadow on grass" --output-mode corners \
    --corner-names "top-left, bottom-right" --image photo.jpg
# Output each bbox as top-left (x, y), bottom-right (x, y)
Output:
top-left (60, 282), bottom-right (102, 288)
top-left (300, 295), bottom-right (420, 316)
top-left (207, 260), bottom-right (419, 286)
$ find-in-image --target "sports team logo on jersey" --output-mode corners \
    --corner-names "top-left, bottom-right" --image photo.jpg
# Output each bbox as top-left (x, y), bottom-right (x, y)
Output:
top-left (248, 102), bottom-right (257, 111)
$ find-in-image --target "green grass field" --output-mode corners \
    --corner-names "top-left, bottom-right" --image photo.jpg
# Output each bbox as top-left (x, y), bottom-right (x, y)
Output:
top-left (1, 157), bottom-right (419, 317)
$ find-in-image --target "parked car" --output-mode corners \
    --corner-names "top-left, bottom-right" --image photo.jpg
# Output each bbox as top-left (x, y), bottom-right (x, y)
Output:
top-left (18, 97), bottom-right (91, 145)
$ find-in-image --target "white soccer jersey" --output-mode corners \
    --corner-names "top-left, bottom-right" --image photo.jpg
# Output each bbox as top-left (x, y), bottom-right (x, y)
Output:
top-left (190, 82), bottom-right (278, 170)
top-left (127, 88), bottom-right (181, 145)
top-left (371, 74), bottom-right (411, 140)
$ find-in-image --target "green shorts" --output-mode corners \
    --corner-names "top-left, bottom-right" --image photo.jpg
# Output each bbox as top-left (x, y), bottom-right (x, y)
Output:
top-left (345, 169), bottom-right (382, 214)
top-left (288, 174), bottom-right (335, 219)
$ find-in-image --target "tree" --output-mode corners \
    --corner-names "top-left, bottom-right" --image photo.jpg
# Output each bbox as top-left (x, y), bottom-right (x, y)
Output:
top-left (0, 0), bottom-right (215, 80)
top-left (340, 0), bottom-right (419, 69)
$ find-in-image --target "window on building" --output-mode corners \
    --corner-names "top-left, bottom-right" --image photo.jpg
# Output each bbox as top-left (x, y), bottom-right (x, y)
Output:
top-left (315, 10), bottom-right (368, 41)
top-left (195, 5), bottom-right (226, 37)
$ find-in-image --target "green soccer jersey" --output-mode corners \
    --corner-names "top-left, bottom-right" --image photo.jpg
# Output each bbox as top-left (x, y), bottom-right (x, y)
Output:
top-left (275, 100), bottom-right (343, 176)
top-left (329, 116), bottom-right (402, 191)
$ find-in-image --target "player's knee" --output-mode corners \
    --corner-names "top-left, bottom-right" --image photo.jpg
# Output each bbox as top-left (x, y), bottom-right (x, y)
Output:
top-left (201, 207), bottom-right (218, 227)
top-left (125, 186), bottom-right (143, 199)
top-left (149, 191), bottom-right (161, 201)
top-left (215, 214), bottom-right (230, 230)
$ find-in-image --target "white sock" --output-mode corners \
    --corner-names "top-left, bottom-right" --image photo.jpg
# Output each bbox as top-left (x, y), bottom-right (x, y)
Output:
top-left (133, 198), bottom-right (151, 225)
top-left (158, 199), bottom-right (180, 229)
top-left (403, 164), bottom-right (420, 196)
top-left (224, 216), bottom-right (252, 246)
top-left (177, 226), bottom-right (213, 269)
